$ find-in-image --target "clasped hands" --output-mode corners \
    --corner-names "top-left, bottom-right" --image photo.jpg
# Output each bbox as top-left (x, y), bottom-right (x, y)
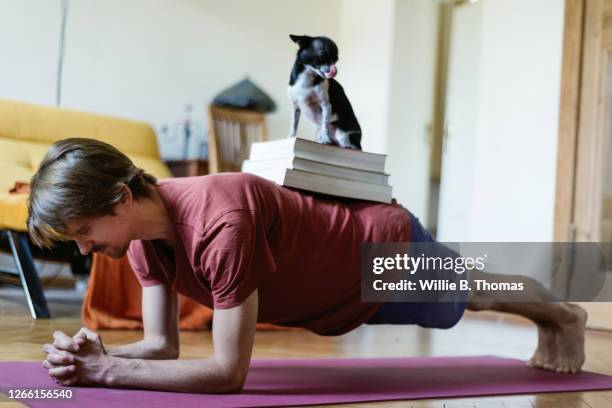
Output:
top-left (42, 327), bottom-right (111, 386)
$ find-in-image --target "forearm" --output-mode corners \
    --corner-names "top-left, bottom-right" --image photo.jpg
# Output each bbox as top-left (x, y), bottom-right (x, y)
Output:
top-left (103, 356), bottom-right (244, 393)
top-left (107, 338), bottom-right (178, 360)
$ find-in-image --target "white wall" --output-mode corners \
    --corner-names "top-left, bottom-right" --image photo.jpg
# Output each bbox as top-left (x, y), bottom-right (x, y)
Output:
top-left (437, 0), bottom-right (565, 242)
top-left (469, 0), bottom-right (565, 241)
top-left (0, 1), bottom-right (61, 104)
top-left (336, 0), bottom-right (395, 156)
top-left (385, 0), bottom-right (440, 221)
top-left (437, 1), bottom-right (483, 242)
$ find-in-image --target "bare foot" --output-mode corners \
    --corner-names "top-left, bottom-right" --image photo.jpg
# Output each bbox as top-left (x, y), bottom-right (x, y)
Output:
top-left (553, 303), bottom-right (587, 374)
top-left (528, 324), bottom-right (556, 369)
top-left (528, 303), bottom-right (587, 374)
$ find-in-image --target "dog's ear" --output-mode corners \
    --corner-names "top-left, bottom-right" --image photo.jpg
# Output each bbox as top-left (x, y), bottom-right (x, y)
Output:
top-left (289, 34), bottom-right (313, 47)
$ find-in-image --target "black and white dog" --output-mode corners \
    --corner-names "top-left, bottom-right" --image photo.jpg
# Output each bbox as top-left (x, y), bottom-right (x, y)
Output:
top-left (287, 35), bottom-right (362, 150)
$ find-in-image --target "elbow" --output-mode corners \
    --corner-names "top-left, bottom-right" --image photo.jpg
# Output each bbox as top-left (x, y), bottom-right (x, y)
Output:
top-left (148, 337), bottom-right (179, 359)
top-left (162, 346), bottom-right (179, 360)
top-left (218, 374), bottom-right (246, 394)
top-left (230, 372), bottom-right (247, 393)
top-left (208, 357), bottom-right (249, 393)
top-left (211, 365), bottom-right (248, 394)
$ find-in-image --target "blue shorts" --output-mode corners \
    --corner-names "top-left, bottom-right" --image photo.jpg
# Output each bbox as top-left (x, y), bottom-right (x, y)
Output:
top-left (365, 208), bottom-right (467, 329)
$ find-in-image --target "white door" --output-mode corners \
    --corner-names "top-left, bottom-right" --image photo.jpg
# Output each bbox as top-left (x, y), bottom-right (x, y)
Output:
top-left (436, 1), bottom-right (483, 242)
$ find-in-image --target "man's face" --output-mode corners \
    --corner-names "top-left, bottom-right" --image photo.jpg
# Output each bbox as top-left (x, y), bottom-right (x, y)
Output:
top-left (65, 204), bottom-right (132, 259)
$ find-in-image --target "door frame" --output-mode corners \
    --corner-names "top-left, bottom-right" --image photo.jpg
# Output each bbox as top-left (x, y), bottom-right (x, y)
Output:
top-left (554, 0), bottom-right (608, 242)
top-left (554, 0), bottom-right (585, 242)
top-left (556, 0), bottom-right (612, 330)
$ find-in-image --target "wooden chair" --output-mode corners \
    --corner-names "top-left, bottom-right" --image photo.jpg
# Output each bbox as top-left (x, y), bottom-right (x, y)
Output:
top-left (207, 105), bottom-right (268, 173)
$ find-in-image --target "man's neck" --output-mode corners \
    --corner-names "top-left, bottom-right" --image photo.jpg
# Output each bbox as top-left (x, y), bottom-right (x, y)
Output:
top-left (131, 185), bottom-right (175, 247)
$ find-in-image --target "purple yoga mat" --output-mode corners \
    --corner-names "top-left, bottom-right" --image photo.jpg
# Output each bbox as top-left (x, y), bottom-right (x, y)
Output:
top-left (2, 356), bottom-right (612, 408)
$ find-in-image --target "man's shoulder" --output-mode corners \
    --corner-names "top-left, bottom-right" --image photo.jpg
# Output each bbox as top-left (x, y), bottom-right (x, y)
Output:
top-left (158, 172), bottom-right (273, 191)
top-left (157, 173), bottom-right (277, 229)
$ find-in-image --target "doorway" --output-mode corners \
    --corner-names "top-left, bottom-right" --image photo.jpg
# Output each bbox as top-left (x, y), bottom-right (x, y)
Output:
top-left (554, 0), bottom-right (612, 329)
top-left (428, 0), bottom-right (483, 242)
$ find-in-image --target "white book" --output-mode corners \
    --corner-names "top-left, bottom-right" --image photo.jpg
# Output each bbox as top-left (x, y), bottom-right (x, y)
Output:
top-left (241, 157), bottom-right (390, 185)
top-left (244, 167), bottom-right (392, 203)
top-left (249, 137), bottom-right (386, 173)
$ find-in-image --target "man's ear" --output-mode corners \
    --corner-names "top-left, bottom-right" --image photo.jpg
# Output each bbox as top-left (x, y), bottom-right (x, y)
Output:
top-left (112, 184), bottom-right (133, 217)
top-left (118, 184), bottom-right (133, 206)
top-left (289, 34), bottom-right (312, 47)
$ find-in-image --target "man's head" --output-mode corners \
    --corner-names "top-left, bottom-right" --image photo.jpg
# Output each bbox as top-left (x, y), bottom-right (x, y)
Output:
top-left (27, 138), bottom-right (157, 258)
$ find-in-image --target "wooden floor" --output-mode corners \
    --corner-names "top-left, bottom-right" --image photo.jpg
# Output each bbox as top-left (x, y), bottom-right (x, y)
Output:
top-left (2, 291), bottom-right (612, 407)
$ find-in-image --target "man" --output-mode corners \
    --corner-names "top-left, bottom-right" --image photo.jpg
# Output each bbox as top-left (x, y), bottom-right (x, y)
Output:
top-left (30, 138), bottom-right (586, 393)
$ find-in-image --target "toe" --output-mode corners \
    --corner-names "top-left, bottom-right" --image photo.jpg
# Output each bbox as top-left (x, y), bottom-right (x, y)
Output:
top-left (543, 362), bottom-right (557, 371)
top-left (556, 363), bottom-right (572, 373)
top-left (569, 362), bottom-right (582, 374)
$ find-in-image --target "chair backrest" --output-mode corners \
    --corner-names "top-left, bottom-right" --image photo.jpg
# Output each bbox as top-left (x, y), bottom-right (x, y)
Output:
top-left (207, 105), bottom-right (268, 173)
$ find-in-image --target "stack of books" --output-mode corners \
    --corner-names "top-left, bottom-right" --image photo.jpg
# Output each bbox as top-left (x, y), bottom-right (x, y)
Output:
top-left (241, 137), bottom-right (392, 203)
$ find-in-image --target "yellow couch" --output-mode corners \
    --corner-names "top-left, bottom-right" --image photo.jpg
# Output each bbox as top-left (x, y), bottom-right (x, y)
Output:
top-left (0, 98), bottom-right (172, 318)
top-left (0, 99), bottom-right (172, 231)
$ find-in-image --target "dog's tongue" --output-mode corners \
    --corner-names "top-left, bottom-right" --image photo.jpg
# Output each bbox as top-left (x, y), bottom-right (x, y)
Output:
top-left (326, 64), bottom-right (337, 78)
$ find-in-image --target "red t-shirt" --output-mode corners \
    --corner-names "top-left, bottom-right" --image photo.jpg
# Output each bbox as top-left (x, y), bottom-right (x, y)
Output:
top-left (127, 173), bottom-right (411, 335)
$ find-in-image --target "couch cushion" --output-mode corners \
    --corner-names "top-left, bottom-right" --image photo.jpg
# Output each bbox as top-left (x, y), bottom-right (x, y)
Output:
top-left (0, 193), bottom-right (28, 231)
top-left (0, 139), bottom-right (35, 191)
top-left (0, 99), bottom-right (161, 159)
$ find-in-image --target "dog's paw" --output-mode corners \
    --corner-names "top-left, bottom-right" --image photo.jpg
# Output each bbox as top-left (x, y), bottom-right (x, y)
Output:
top-left (319, 135), bottom-right (333, 145)
top-left (337, 141), bottom-right (361, 150)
